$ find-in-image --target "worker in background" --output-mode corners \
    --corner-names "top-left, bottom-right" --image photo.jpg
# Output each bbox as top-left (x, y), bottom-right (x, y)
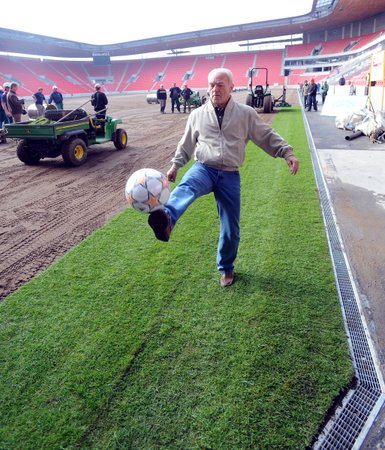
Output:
top-left (48, 86), bottom-right (64, 109)
top-left (156, 84), bottom-right (167, 113)
top-left (32, 87), bottom-right (47, 117)
top-left (91, 84), bottom-right (108, 120)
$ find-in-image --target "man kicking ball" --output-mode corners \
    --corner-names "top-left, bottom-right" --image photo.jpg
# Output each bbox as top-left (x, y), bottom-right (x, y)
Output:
top-left (148, 67), bottom-right (299, 287)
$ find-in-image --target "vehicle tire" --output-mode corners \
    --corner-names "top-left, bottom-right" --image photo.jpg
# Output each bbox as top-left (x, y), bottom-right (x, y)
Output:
top-left (113, 128), bottom-right (128, 150)
top-left (16, 139), bottom-right (40, 165)
top-left (246, 95), bottom-right (253, 107)
top-left (62, 138), bottom-right (88, 166)
top-left (271, 95), bottom-right (276, 111)
top-left (263, 95), bottom-right (273, 113)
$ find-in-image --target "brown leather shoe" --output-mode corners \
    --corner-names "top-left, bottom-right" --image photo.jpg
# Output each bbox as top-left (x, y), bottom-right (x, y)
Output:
top-left (148, 209), bottom-right (171, 242)
top-left (220, 271), bottom-right (234, 287)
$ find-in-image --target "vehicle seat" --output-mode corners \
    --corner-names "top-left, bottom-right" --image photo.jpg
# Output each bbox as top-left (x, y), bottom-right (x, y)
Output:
top-left (90, 116), bottom-right (106, 135)
top-left (254, 85), bottom-right (264, 108)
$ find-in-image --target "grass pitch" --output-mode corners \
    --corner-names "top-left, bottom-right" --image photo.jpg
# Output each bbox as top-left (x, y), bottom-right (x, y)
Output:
top-left (0, 106), bottom-right (353, 448)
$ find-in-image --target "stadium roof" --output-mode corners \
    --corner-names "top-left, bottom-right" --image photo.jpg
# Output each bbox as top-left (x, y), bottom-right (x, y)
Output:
top-left (0, 0), bottom-right (384, 58)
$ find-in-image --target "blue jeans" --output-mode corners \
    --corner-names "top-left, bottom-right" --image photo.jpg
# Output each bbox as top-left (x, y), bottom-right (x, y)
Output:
top-left (0, 110), bottom-right (9, 128)
top-left (165, 162), bottom-right (240, 274)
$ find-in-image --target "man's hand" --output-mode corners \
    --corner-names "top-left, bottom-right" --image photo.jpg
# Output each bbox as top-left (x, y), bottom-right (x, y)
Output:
top-left (286, 155), bottom-right (299, 175)
top-left (166, 164), bottom-right (178, 182)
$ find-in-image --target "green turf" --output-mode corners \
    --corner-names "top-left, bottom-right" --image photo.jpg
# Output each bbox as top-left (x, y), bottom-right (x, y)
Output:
top-left (0, 106), bottom-right (353, 449)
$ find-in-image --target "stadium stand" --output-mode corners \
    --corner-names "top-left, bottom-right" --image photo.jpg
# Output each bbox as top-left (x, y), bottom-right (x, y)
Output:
top-left (0, 31), bottom-right (384, 95)
top-left (0, 56), bottom-right (35, 96)
top-left (352, 31), bottom-right (384, 50)
top-left (52, 60), bottom-right (94, 93)
top-left (187, 55), bottom-right (226, 87)
top-left (321, 37), bottom-right (357, 55)
top-left (286, 68), bottom-right (308, 86)
top-left (253, 50), bottom-right (285, 86)
top-left (85, 63), bottom-right (111, 80)
top-left (286, 42), bottom-right (321, 58)
top-left (117, 60), bottom-right (145, 92)
top-left (126, 58), bottom-right (170, 91)
top-left (222, 52), bottom-right (256, 87)
top-left (111, 61), bottom-right (133, 92)
top-left (158, 55), bottom-right (198, 88)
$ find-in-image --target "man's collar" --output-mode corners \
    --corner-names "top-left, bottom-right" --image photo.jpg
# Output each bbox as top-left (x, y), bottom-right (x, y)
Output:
top-left (209, 96), bottom-right (232, 111)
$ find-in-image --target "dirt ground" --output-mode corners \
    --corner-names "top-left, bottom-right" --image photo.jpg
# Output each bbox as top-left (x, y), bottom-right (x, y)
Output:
top-left (0, 90), bottom-right (290, 301)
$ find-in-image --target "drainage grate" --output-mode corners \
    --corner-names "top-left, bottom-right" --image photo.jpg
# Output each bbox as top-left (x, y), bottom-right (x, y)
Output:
top-left (301, 109), bottom-right (385, 449)
top-left (315, 385), bottom-right (382, 449)
top-left (317, 178), bottom-right (381, 391)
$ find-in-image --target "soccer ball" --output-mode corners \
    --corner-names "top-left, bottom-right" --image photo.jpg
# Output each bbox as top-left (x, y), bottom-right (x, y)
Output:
top-left (125, 168), bottom-right (170, 213)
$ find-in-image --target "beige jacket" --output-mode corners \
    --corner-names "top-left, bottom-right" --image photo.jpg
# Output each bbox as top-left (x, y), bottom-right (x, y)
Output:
top-left (172, 96), bottom-right (294, 171)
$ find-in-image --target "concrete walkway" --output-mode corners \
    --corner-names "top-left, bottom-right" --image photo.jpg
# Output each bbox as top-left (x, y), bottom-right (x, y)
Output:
top-left (304, 105), bottom-right (385, 448)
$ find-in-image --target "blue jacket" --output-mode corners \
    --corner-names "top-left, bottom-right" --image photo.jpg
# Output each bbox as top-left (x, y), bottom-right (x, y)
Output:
top-left (48, 91), bottom-right (63, 105)
top-left (33, 91), bottom-right (46, 105)
top-left (169, 86), bottom-right (181, 99)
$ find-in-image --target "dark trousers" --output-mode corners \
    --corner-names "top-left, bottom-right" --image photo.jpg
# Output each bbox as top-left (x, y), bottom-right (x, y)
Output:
top-left (307, 94), bottom-right (317, 111)
top-left (171, 97), bottom-right (180, 112)
top-left (182, 98), bottom-right (191, 113)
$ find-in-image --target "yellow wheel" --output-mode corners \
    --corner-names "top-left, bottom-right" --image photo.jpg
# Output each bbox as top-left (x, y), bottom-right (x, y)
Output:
top-left (74, 143), bottom-right (84, 160)
top-left (114, 128), bottom-right (128, 150)
top-left (62, 138), bottom-right (88, 166)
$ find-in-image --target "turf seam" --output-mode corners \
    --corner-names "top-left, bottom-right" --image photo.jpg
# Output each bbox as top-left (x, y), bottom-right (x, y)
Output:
top-left (76, 339), bottom-right (147, 447)
top-left (75, 279), bottom-right (187, 447)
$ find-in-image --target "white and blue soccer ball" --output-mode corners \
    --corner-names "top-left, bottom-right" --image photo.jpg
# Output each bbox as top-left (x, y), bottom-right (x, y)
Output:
top-left (125, 168), bottom-right (170, 213)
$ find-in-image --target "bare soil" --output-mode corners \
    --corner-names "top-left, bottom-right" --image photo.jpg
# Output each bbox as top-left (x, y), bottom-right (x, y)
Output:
top-left (0, 90), bottom-right (288, 300)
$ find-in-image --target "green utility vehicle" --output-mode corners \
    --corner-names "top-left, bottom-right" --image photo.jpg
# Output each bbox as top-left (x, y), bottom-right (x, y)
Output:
top-left (4, 108), bottom-right (128, 166)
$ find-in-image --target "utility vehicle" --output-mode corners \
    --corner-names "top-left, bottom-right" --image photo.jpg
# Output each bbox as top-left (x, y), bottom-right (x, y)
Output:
top-left (4, 108), bottom-right (128, 166)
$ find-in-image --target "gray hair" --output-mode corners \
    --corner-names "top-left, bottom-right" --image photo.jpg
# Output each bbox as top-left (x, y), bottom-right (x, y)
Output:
top-left (208, 68), bottom-right (234, 84)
